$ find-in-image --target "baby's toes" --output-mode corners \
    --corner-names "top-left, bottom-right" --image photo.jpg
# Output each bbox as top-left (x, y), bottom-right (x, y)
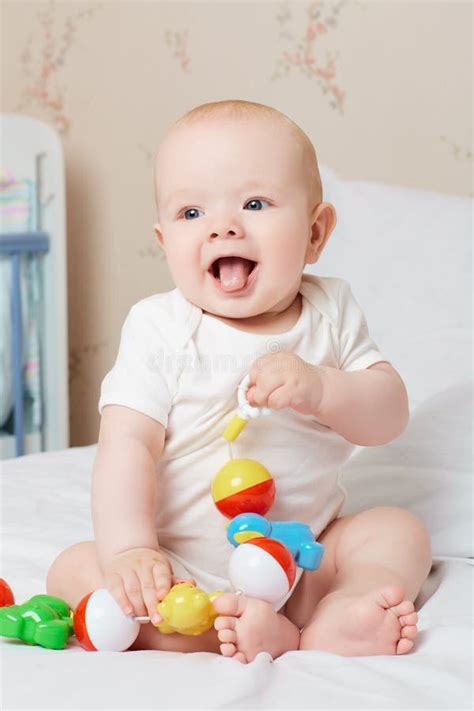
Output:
top-left (233, 651), bottom-right (247, 664)
top-left (214, 615), bottom-right (236, 632)
top-left (217, 628), bottom-right (237, 644)
top-left (396, 637), bottom-right (414, 655)
top-left (399, 611), bottom-right (418, 627)
top-left (213, 592), bottom-right (243, 617)
top-left (401, 624), bottom-right (417, 640)
top-left (390, 599), bottom-right (415, 618)
top-left (220, 642), bottom-right (237, 657)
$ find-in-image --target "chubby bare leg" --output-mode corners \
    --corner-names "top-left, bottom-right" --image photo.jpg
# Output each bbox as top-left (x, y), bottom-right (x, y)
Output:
top-left (286, 506), bottom-right (432, 656)
top-left (46, 541), bottom-right (220, 653)
top-left (212, 593), bottom-right (300, 663)
top-left (210, 517), bottom-right (342, 664)
top-left (199, 507), bottom-right (431, 663)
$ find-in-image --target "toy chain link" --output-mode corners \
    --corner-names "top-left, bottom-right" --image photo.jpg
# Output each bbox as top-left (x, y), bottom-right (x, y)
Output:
top-left (223, 374), bottom-right (272, 458)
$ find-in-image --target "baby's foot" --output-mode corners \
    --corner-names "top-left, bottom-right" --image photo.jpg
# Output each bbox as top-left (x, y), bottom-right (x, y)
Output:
top-left (299, 586), bottom-right (418, 656)
top-left (213, 593), bottom-right (300, 663)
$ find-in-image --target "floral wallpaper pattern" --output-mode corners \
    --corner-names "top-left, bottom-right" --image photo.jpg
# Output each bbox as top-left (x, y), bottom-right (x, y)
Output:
top-left (2, 0), bottom-right (470, 445)
top-left (164, 29), bottom-right (190, 72)
top-left (69, 341), bottom-right (108, 387)
top-left (273, 1), bottom-right (346, 113)
top-left (440, 136), bottom-right (473, 162)
top-left (17, 1), bottom-right (102, 135)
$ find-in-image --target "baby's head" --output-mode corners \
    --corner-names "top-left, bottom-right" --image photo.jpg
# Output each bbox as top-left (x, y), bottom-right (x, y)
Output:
top-left (153, 100), bottom-right (336, 323)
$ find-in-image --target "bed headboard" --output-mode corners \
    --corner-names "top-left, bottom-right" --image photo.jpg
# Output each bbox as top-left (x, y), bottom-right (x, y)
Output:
top-left (0, 114), bottom-right (69, 455)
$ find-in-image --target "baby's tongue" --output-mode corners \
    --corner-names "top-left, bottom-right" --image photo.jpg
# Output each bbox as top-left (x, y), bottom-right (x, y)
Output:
top-left (217, 257), bottom-right (252, 292)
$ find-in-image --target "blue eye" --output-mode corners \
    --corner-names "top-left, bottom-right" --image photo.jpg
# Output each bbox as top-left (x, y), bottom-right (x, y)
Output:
top-left (244, 198), bottom-right (269, 211)
top-left (183, 208), bottom-right (203, 220)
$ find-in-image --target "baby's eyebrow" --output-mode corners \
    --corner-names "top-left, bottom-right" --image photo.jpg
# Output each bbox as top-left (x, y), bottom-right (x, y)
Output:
top-left (162, 189), bottom-right (198, 209)
top-left (241, 182), bottom-right (284, 197)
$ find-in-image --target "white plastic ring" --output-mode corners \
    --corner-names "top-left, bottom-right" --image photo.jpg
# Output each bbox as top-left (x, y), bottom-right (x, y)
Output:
top-left (237, 374), bottom-right (271, 418)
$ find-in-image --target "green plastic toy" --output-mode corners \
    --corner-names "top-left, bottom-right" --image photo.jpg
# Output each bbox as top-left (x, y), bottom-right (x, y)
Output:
top-left (0, 594), bottom-right (74, 650)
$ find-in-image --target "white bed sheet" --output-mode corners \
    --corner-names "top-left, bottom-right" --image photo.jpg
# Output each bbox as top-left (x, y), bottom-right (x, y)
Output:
top-left (1, 445), bottom-right (472, 711)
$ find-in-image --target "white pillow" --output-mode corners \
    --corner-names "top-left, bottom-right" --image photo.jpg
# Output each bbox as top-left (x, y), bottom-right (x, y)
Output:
top-left (310, 166), bottom-right (472, 558)
top-left (341, 381), bottom-right (473, 559)
top-left (311, 166), bottom-right (472, 410)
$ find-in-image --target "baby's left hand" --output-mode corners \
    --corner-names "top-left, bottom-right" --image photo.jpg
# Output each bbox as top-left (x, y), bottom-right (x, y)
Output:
top-left (247, 352), bottom-right (323, 416)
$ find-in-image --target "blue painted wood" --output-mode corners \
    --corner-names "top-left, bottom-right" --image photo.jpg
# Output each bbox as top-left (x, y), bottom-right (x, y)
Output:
top-left (11, 254), bottom-right (23, 456)
top-left (1, 231), bottom-right (50, 456)
top-left (0, 232), bottom-right (49, 254)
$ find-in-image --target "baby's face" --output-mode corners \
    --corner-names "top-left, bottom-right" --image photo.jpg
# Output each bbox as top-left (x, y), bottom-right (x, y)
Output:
top-left (154, 117), bottom-right (323, 322)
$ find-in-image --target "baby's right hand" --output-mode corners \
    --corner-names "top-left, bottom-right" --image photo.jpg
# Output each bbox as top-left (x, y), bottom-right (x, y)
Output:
top-left (102, 547), bottom-right (172, 624)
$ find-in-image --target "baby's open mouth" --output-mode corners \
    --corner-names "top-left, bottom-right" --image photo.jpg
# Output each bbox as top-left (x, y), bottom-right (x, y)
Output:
top-left (209, 256), bottom-right (258, 293)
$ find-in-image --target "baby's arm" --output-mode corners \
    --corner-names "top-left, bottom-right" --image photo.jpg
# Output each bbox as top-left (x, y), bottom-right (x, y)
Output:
top-left (91, 404), bottom-right (170, 622)
top-left (316, 361), bottom-right (409, 446)
top-left (248, 355), bottom-right (408, 447)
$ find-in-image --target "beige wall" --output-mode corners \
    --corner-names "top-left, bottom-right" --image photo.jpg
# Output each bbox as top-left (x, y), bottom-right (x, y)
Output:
top-left (2, 0), bottom-right (472, 446)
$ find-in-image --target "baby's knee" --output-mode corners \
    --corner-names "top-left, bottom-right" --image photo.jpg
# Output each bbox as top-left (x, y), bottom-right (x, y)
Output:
top-left (359, 505), bottom-right (424, 534)
top-left (345, 506), bottom-right (430, 553)
top-left (360, 507), bottom-right (431, 560)
top-left (46, 541), bottom-right (102, 608)
top-left (368, 506), bottom-right (428, 535)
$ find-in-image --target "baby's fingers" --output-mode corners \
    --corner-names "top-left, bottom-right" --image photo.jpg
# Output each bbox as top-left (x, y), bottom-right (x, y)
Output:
top-left (137, 571), bottom-right (162, 625)
top-left (246, 385), bottom-right (257, 406)
top-left (152, 559), bottom-right (173, 600)
top-left (122, 570), bottom-right (148, 618)
top-left (173, 576), bottom-right (196, 586)
top-left (105, 572), bottom-right (135, 617)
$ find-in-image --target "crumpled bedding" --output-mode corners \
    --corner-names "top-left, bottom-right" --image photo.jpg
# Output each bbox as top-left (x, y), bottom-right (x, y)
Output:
top-left (1, 445), bottom-right (472, 710)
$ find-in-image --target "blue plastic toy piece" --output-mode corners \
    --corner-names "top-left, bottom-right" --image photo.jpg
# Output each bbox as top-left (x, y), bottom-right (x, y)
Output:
top-left (226, 513), bottom-right (324, 570)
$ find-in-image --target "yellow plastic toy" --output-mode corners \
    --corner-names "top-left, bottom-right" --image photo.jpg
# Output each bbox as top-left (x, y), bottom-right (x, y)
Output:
top-left (222, 374), bottom-right (271, 443)
top-left (156, 583), bottom-right (222, 636)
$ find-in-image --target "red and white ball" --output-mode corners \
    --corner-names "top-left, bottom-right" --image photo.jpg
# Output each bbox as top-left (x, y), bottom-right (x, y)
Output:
top-left (0, 578), bottom-right (14, 607)
top-left (228, 537), bottom-right (296, 604)
top-left (74, 588), bottom-right (140, 652)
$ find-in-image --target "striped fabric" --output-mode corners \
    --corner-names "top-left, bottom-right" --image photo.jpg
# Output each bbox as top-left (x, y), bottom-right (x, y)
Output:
top-left (0, 169), bottom-right (43, 430)
top-left (0, 169), bottom-right (36, 231)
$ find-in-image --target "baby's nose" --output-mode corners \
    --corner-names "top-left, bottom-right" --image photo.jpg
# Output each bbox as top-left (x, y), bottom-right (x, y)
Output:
top-left (209, 225), bottom-right (245, 240)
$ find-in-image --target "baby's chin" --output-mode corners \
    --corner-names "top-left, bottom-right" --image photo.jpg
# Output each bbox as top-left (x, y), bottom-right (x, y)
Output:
top-left (178, 277), bottom-right (296, 323)
top-left (186, 292), bottom-right (267, 321)
top-left (201, 300), bottom-right (264, 321)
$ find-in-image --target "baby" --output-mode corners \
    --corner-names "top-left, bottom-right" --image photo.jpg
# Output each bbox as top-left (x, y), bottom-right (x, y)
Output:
top-left (47, 100), bottom-right (432, 662)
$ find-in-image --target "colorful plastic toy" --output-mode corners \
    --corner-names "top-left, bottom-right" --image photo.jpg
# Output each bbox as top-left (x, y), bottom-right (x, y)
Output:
top-left (213, 373), bottom-right (324, 602)
top-left (156, 583), bottom-right (221, 636)
top-left (222, 374), bottom-right (271, 442)
top-left (1, 373), bottom-right (324, 653)
top-left (227, 513), bottom-right (324, 570)
top-left (0, 579), bottom-right (14, 607)
top-left (74, 583), bottom-right (221, 651)
top-left (0, 594), bottom-right (73, 649)
top-left (74, 588), bottom-right (141, 651)
top-left (212, 459), bottom-right (275, 518)
top-left (229, 537), bottom-right (296, 603)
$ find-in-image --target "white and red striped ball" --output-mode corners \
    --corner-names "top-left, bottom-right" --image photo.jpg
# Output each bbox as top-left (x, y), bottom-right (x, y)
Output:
top-left (228, 537), bottom-right (296, 604)
top-left (74, 588), bottom-right (140, 652)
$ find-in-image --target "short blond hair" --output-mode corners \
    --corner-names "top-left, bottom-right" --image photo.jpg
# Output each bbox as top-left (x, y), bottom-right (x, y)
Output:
top-left (167, 99), bottom-right (322, 204)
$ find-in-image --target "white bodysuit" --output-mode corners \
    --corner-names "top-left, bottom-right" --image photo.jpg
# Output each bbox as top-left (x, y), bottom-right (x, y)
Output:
top-left (98, 274), bottom-right (386, 599)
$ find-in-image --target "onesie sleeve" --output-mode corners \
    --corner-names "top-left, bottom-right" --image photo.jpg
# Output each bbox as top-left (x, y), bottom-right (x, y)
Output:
top-left (336, 280), bottom-right (388, 372)
top-left (98, 301), bottom-right (174, 427)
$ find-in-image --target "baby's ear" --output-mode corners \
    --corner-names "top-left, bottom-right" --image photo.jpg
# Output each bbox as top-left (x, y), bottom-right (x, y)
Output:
top-left (153, 223), bottom-right (165, 249)
top-left (305, 202), bottom-right (337, 264)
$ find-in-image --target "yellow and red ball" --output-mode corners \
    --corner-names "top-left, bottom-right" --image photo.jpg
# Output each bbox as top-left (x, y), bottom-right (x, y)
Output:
top-left (211, 459), bottom-right (275, 518)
